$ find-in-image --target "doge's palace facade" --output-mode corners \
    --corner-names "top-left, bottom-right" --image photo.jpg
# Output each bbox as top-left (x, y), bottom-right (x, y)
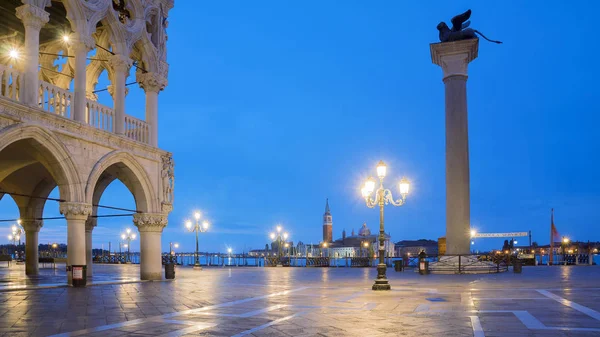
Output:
top-left (0, 0), bottom-right (174, 285)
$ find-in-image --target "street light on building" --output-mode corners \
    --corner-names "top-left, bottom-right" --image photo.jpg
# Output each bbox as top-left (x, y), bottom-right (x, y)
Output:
top-left (185, 211), bottom-right (209, 269)
top-left (361, 160), bottom-right (410, 291)
top-left (121, 228), bottom-right (136, 264)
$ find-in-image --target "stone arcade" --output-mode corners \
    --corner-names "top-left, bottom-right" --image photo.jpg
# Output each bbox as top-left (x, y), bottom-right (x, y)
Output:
top-left (0, 0), bottom-right (174, 285)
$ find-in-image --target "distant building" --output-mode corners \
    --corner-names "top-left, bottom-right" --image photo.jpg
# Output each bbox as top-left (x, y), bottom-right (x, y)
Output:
top-left (323, 199), bottom-right (332, 243)
top-left (395, 239), bottom-right (438, 256)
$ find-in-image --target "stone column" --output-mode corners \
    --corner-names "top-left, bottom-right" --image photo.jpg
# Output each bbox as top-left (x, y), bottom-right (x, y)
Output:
top-left (59, 202), bottom-right (91, 286)
top-left (15, 4), bottom-right (49, 107)
top-left (430, 39), bottom-right (479, 255)
top-left (21, 219), bottom-right (43, 275)
top-left (70, 35), bottom-right (94, 123)
top-left (107, 54), bottom-right (132, 135)
top-left (133, 213), bottom-right (167, 280)
top-left (137, 72), bottom-right (167, 147)
top-left (85, 218), bottom-right (97, 278)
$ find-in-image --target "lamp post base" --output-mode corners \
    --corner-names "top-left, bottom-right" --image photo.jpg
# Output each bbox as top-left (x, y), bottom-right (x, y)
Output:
top-left (125, 261), bottom-right (132, 265)
top-left (193, 263), bottom-right (202, 270)
top-left (372, 264), bottom-right (391, 291)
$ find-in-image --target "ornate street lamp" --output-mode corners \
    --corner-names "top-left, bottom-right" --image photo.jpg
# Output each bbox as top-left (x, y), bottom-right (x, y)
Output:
top-left (121, 228), bottom-right (136, 264)
top-left (361, 160), bottom-right (410, 291)
top-left (9, 222), bottom-right (23, 246)
top-left (185, 211), bottom-right (209, 269)
top-left (170, 242), bottom-right (179, 255)
top-left (269, 225), bottom-right (289, 265)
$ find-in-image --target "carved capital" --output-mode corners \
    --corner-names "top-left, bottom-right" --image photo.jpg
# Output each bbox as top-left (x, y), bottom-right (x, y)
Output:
top-left (85, 218), bottom-right (97, 232)
top-left (15, 4), bottom-right (49, 31)
top-left (69, 34), bottom-right (96, 52)
top-left (106, 85), bottom-right (129, 98)
top-left (20, 220), bottom-right (43, 233)
top-left (108, 54), bottom-right (132, 73)
top-left (430, 39), bottom-right (479, 80)
top-left (86, 91), bottom-right (98, 101)
top-left (59, 202), bottom-right (92, 220)
top-left (133, 213), bottom-right (168, 233)
top-left (137, 72), bottom-right (167, 93)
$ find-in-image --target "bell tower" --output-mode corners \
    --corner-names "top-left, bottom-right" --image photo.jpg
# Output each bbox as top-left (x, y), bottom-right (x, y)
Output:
top-left (323, 199), bottom-right (332, 242)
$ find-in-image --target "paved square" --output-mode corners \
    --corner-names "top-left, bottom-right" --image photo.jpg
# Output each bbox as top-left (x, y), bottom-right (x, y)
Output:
top-left (1, 265), bottom-right (600, 336)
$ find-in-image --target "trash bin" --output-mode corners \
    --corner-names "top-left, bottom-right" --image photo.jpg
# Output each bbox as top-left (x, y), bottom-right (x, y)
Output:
top-left (165, 263), bottom-right (175, 279)
top-left (394, 260), bottom-right (403, 272)
top-left (70, 265), bottom-right (87, 287)
top-left (419, 261), bottom-right (429, 275)
top-left (513, 261), bottom-right (522, 274)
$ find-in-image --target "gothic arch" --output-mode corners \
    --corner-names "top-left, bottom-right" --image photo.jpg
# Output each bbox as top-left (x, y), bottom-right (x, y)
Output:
top-left (0, 123), bottom-right (82, 202)
top-left (85, 150), bottom-right (157, 213)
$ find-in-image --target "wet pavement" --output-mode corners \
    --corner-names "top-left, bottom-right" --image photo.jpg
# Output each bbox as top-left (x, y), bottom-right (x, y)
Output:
top-left (1, 264), bottom-right (600, 336)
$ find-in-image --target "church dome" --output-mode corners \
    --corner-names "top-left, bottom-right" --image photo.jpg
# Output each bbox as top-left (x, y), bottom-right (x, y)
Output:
top-left (358, 223), bottom-right (371, 236)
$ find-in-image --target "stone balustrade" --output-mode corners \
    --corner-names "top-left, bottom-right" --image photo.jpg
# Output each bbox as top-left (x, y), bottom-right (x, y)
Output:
top-left (39, 80), bottom-right (73, 118)
top-left (124, 115), bottom-right (150, 144)
top-left (0, 64), bottom-right (23, 101)
top-left (86, 99), bottom-right (114, 133)
top-left (0, 63), bottom-right (150, 145)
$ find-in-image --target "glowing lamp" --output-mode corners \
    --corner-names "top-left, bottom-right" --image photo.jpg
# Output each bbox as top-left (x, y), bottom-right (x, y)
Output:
top-left (365, 177), bottom-right (376, 194)
top-left (185, 220), bottom-right (192, 230)
top-left (376, 160), bottom-right (387, 178)
top-left (8, 49), bottom-right (19, 59)
top-left (194, 212), bottom-right (201, 220)
top-left (270, 233), bottom-right (275, 240)
top-left (399, 177), bottom-right (410, 195)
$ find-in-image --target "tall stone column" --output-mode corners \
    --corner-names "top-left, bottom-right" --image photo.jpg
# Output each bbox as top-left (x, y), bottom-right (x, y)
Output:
top-left (137, 72), bottom-right (167, 147)
top-left (21, 219), bottom-right (43, 275)
top-left (430, 39), bottom-right (479, 255)
top-left (70, 35), bottom-right (94, 123)
top-left (15, 4), bottom-right (49, 107)
top-left (133, 213), bottom-right (167, 280)
top-left (108, 54), bottom-right (132, 135)
top-left (60, 202), bottom-right (92, 286)
top-left (85, 218), bottom-right (97, 277)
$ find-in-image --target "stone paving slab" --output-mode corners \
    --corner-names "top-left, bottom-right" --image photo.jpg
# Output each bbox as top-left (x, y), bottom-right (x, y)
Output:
top-left (0, 265), bottom-right (600, 336)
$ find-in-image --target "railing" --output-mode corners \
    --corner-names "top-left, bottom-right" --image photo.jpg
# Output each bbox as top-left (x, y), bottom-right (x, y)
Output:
top-left (0, 64), bottom-right (22, 102)
top-left (86, 99), bottom-right (114, 132)
top-left (38, 80), bottom-right (73, 118)
top-left (124, 115), bottom-right (149, 144)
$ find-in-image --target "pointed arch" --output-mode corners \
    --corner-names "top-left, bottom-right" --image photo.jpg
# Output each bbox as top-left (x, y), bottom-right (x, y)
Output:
top-left (0, 123), bottom-right (82, 202)
top-left (85, 150), bottom-right (157, 213)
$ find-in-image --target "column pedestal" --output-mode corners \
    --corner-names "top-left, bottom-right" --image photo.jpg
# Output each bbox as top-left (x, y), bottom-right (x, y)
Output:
top-left (134, 213), bottom-right (168, 281)
top-left (137, 72), bottom-right (167, 147)
top-left (70, 36), bottom-right (94, 123)
top-left (108, 55), bottom-right (132, 135)
top-left (15, 5), bottom-right (49, 107)
top-left (430, 39), bottom-right (479, 256)
top-left (22, 220), bottom-right (42, 276)
top-left (60, 202), bottom-right (91, 286)
top-left (85, 218), bottom-right (96, 278)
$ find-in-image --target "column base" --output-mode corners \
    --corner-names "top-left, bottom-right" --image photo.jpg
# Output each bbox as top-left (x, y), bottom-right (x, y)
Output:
top-left (372, 280), bottom-right (391, 291)
top-left (140, 271), bottom-right (162, 281)
top-left (372, 263), bottom-right (391, 290)
top-left (193, 264), bottom-right (202, 270)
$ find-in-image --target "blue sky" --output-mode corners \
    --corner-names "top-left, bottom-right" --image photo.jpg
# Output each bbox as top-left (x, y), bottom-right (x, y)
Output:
top-left (2, 1), bottom-right (599, 253)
